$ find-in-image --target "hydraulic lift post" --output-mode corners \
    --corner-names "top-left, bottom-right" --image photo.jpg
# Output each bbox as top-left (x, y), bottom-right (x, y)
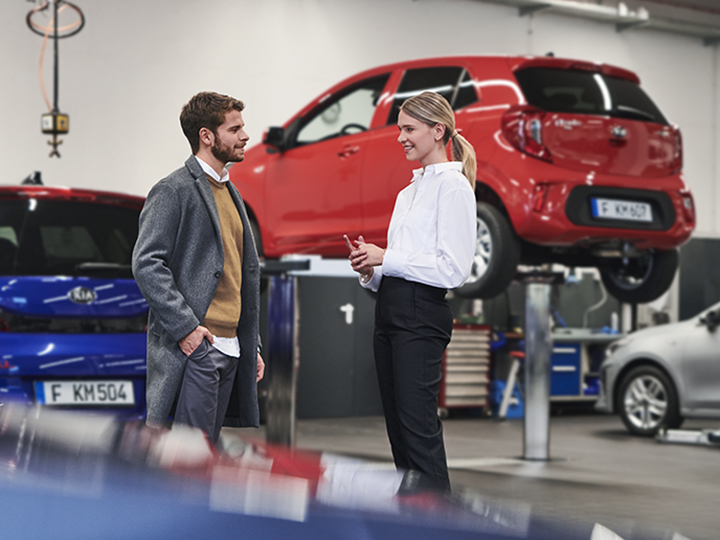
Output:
top-left (519, 271), bottom-right (564, 461)
top-left (262, 260), bottom-right (309, 446)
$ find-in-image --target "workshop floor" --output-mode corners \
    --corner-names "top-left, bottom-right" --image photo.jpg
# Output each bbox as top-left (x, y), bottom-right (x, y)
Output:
top-left (231, 411), bottom-right (720, 540)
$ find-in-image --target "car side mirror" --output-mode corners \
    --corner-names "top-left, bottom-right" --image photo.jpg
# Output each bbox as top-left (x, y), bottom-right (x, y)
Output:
top-left (263, 126), bottom-right (285, 152)
top-left (701, 310), bottom-right (719, 332)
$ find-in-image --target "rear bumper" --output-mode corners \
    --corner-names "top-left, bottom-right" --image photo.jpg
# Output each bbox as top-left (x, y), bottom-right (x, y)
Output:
top-left (506, 172), bottom-right (694, 250)
top-left (0, 333), bottom-right (147, 420)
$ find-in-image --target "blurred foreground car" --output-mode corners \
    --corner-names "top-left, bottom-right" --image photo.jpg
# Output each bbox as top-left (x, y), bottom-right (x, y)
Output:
top-left (596, 302), bottom-right (720, 435)
top-left (231, 55), bottom-right (694, 302)
top-left (0, 183), bottom-right (147, 418)
top-left (0, 403), bottom-right (536, 539)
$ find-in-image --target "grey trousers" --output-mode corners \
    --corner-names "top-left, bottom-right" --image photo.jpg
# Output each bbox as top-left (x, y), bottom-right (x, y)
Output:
top-left (174, 338), bottom-right (239, 444)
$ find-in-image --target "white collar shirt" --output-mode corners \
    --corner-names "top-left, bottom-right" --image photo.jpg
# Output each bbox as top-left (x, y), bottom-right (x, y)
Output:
top-left (195, 156), bottom-right (230, 183)
top-left (362, 161), bottom-right (477, 291)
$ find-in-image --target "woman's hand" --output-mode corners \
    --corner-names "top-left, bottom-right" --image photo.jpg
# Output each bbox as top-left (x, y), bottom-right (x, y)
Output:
top-left (343, 234), bottom-right (384, 275)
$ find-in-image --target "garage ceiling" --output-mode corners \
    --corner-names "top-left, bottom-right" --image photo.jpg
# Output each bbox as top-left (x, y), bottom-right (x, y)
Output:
top-left (476, 0), bottom-right (720, 44)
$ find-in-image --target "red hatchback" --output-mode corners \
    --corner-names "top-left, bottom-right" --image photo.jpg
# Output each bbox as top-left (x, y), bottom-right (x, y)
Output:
top-left (230, 55), bottom-right (695, 303)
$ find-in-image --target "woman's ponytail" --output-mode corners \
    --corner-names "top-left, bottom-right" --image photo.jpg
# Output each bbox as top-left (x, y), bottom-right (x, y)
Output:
top-left (451, 132), bottom-right (476, 191)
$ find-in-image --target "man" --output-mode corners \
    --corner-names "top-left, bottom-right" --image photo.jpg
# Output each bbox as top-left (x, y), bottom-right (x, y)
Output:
top-left (132, 92), bottom-right (264, 444)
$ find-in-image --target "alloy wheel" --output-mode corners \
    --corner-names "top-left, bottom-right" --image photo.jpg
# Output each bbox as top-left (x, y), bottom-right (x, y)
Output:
top-left (623, 374), bottom-right (668, 432)
top-left (467, 215), bottom-right (491, 284)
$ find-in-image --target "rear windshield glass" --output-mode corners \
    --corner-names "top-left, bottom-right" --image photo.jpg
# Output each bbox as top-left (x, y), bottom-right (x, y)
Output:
top-left (0, 199), bottom-right (139, 277)
top-left (514, 68), bottom-right (668, 125)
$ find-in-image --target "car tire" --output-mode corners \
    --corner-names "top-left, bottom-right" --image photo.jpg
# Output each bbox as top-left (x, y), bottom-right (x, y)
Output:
top-left (617, 365), bottom-right (682, 436)
top-left (454, 202), bottom-right (521, 299)
top-left (600, 248), bottom-right (678, 305)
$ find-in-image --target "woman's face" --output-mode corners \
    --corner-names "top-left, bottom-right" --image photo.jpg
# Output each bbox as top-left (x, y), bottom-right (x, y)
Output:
top-left (397, 110), bottom-right (445, 167)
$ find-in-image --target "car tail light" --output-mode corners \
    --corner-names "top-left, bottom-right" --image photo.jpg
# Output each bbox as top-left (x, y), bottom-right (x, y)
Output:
top-left (670, 126), bottom-right (683, 174)
top-left (501, 105), bottom-right (552, 162)
top-left (532, 183), bottom-right (549, 212)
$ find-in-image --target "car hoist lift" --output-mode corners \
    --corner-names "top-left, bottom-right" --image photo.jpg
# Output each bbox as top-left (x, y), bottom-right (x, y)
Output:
top-left (657, 428), bottom-right (720, 447)
top-left (26, 0), bottom-right (85, 157)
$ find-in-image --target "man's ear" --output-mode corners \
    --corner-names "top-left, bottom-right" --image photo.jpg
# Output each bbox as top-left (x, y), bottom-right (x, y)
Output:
top-left (199, 127), bottom-right (214, 147)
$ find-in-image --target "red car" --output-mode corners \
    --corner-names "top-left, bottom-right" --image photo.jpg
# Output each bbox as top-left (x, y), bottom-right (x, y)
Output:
top-left (230, 55), bottom-right (695, 303)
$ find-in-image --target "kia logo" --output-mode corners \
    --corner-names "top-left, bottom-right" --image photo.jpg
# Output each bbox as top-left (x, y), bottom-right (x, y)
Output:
top-left (68, 286), bottom-right (96, 304)
top-left (611, 126), bottom-right (627, 139)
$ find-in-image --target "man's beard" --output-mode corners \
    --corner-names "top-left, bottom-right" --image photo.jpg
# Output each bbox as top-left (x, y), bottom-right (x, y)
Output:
top-left (211, 138), bottom-right (243, 164)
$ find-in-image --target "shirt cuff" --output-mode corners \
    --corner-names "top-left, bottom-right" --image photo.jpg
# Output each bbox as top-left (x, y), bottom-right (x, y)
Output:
top-left (381, 248), bottom-right (406, 278)
top-left (359, 267), bottom-right (382, 292)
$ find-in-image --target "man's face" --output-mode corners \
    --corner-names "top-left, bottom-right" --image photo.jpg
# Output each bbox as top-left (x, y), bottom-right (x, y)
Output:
top-left (211, 109), bottom-right (249, 164)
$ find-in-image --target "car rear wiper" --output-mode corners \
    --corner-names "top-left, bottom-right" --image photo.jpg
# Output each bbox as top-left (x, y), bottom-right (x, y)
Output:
top-left (610, 105), bottom-right (656, 122)
top-left (73, 262), bottom-right (133, 277)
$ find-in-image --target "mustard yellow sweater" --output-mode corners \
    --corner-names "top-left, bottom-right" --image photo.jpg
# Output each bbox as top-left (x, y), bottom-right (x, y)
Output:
top-left (203, 175), bottom-right (243, 338)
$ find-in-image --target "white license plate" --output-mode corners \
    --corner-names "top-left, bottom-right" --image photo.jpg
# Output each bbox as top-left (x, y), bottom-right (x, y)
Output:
top-left (35, 380), bottom-right (135, 406)
top-left (591, 198), bottom-right (652, 223)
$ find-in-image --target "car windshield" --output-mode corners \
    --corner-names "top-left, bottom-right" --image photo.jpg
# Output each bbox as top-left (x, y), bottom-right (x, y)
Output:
top-left (295, 75), bottom-right (390, 145)
top-left (514, 67), bottom-right (668, 125)
top-left (0, 198), bottom-right (139, 277)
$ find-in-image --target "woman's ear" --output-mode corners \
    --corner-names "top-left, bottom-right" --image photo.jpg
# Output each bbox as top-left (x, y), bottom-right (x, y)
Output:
top-left (433, 122), bottom-right (446, 142)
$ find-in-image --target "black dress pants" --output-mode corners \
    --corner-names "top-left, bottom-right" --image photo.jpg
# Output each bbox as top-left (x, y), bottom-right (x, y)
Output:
top-left (374, 276), bottom-right (453, 492)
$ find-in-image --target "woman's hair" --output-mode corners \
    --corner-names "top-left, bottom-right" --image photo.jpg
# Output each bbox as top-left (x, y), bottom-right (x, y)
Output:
top-left (399, 91), bottom-right (476, 190)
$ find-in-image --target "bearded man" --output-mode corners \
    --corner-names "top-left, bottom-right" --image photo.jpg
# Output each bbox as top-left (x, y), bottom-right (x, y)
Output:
top-left (132, 92), bottom-right (264, 444)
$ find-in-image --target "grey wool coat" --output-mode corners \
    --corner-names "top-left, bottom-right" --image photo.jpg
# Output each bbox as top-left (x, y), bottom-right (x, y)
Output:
top-left (132, 155), bottom-right (261, 428)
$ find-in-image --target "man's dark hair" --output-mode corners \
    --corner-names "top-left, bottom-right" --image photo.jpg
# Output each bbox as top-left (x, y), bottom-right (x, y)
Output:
top-left (180, 92), bottom-right (245, 154)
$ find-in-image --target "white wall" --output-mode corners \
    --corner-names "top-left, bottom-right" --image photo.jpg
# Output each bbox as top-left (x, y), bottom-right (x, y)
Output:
top-left (1, 0), bottom-right (717, 234)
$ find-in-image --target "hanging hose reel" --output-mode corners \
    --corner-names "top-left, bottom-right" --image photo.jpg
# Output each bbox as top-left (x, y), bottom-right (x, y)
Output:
top-left (26, 0), bottom-right (85, 157)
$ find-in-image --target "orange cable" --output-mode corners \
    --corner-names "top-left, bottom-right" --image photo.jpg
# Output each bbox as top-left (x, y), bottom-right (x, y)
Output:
top-left (32, 2), bottom-right (83, 111)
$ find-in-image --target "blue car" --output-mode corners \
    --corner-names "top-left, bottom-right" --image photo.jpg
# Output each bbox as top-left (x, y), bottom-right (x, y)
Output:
top-left (0, 183), bottom-right (148, 419)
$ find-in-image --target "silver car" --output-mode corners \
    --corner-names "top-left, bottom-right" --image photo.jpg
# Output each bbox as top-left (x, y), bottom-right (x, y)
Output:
top-left (595, 303), bottom-right (720, 435)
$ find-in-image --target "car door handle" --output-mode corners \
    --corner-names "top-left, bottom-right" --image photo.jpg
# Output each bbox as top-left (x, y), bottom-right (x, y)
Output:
top-left (337, 146), bottom-right (360, 158)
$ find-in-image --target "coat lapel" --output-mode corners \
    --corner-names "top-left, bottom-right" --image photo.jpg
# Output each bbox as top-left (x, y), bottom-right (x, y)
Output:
top-left (185, 156), bottom-right (223, 241)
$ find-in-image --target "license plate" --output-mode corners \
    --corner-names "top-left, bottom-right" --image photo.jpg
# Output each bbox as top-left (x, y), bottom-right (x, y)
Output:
top-left (591, 198), bottom-right (652, 223)
top-left (35, 380), bottom-right (135, 406)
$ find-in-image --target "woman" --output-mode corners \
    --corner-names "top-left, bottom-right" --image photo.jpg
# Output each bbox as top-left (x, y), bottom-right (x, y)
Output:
top-left (344, 91), bottom-right (477, 493)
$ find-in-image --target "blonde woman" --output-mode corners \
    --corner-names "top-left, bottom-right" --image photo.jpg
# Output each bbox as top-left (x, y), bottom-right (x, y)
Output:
top-left (345, 91), bottom-right (477, 493)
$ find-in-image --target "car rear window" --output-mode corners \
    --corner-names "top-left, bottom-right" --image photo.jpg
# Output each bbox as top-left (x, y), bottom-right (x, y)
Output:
top-left (514, 67), bottom-right (668, 125)
top-left (0, 199), bottom-right (139, 277)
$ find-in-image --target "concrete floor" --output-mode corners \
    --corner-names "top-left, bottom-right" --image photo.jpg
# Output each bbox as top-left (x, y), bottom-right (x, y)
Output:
top-left (238, 411), bottom-right (720, 540)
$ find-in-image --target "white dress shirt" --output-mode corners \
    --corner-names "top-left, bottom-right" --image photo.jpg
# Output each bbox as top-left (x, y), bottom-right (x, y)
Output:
top-left (195, 156), bottom-right (240, 358)
top-left (361, 161), bottom-right (477, 292)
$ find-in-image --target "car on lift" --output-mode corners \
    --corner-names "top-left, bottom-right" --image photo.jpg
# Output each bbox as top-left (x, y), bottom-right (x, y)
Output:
top-left (0, 180), bottom-right (148, 419)
top-left (595, 302), bottom-right (720, 435)
top-left (230, 55), bottom-right (695, 303)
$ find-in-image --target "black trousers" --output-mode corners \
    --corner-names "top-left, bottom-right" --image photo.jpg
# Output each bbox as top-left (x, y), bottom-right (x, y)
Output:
top-left (374, 276), bottom-right (453, 492)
